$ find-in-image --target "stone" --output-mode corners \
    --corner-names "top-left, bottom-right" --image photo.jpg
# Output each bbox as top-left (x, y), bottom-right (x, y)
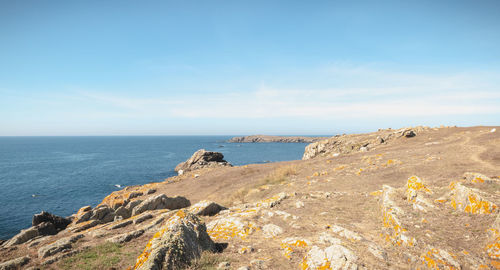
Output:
top-left (302, 244), bottom-right (358, 270)
top-left (38, 234), bottom-right (83, 258)
top-left (70, 219), bottom-right (101, 233)
top-left (175, 149), bottom-right (232, 173)
top-left (449, 182), bottom-right (497, 214)
top-left (131, 194), bottom-right (190, 216)
top-left (32, 211), bottom-right (71, 231)
top-left (107, 229), bottom-right (144, 244)
top-left (463, 172), bottom-right (494, 183)
top-left (330, 225), bottom-right (362, 241)
top-left (133, 210), bottom-right (215, 270)
top-left (237, 267), bottom-right (250, 270)
top-left (109, 219), bottom-right (132, 230)
top-left (114, 206), bottom-right (131, 219)
top-left (295, 201), bottom-right (305, 208)
top-left (90, 206), bottom-right (115, 223)
top-left (217, 261), bottom-right (230, 269)
top-left (0, 256), bottom-right (30, 270)
top-left (189, 200), bottom-right (226, 216)
top-left (2, 222), bottom-right (57, 247)
top-left (262, 224), bottom-right (283, 238)
top-left (146, 189), bottom-right (156, 194)
top-left (133, 213), bottom-right (154, 224)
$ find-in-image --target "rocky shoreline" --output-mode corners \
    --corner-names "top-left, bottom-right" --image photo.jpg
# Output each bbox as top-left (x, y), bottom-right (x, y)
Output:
top-left (1, 126), bottom-right (499, 269)
top-left (228, 135), bottom-right (329, 143)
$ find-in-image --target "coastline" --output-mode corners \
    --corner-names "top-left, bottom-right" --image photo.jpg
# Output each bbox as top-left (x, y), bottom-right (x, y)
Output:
top-left (1, 126), bottom-right (499, 269)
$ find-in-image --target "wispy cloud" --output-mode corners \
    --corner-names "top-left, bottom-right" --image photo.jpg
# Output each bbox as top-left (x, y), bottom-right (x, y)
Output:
top-left (74, 64), bottom-right (499, 121)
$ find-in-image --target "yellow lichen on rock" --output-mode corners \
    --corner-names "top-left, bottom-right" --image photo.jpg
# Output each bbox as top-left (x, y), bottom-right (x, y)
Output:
top-left (448, 182), bottom-right (497, 214)
top-left (420, 248), bottom-right (460, 270)
top-left (280, 238), bottom-right (309, 259)
top-left (380, 185), bottom-right (416, 246)
top-left (463, 172), bottom-right (494, 184)
top-left (406, 176), bottom-right (431, 202)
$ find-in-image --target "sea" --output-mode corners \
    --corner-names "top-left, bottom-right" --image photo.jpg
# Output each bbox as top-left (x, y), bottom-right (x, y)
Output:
top-left (0, 136), bottom-right (308, 240)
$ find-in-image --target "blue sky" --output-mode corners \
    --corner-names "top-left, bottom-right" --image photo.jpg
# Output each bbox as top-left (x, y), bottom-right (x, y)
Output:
top-left (1, 0), bottom-right (499, 135)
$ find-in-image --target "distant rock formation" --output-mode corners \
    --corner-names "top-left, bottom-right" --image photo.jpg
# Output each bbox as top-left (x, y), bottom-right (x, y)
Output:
top-left (175, 149), bottom-right (232, 173)
top-left (302, 126), bottom-right (428, 160)
top-left (228, 135), bottom-right (329, 143)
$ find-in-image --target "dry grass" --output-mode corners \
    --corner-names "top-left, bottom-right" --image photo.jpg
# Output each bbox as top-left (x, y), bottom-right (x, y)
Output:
top-left (57, 242), bottom-right (137, 270)
top-left (260, 165), bottom-right (297, 185)
top-left (225, 165), bottom-right (298, 205)
top-left (187, 251), bottom-right (230, 270)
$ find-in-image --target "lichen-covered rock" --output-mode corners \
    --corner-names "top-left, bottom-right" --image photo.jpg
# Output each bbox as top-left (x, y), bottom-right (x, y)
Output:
top-left (379, 185), bottom-right (415, 246)
top-left (74, 206), bottom-right (92, 224)
top-left (463, 172), bottom-right (495, 183)
top-left (174, 149), bottom-right (232, 173)
top-left (114, 206), bottom-right (131, 219)
top-left (420, 247), bottom-right (461, 269)
top-left (38, 234), bottom-right (83, 258)
top-left (133, 210), bottom-right (215, 270)
top-left (188, 200), bottom-right (226, 216)
top-left (405, 176), bottom-right (434, 212)
top-left (107, 229), bottom-right (144, 244)
top-left (0, 256), bottom-right (30, 270)
top-left (90, 206), bottom-right (115, 223)
top-left (300, 245), bottom-right (358, 270)
top-left (262, 224), bottom-right (283, 238)
top-left (133, 213), bottom-right (154, 225)
top-left (131, 194), bottom-right (190, 216)
top-left (449, 182), bottom-right (498, 214)
top-left (330, 225), bottom-right (362, 241)
top-left (206, 216), bottom-right (257, 241)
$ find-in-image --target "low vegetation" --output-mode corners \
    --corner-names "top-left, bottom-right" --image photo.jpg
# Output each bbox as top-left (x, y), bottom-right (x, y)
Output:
top-left (57, 242), bottom-right (136, 270)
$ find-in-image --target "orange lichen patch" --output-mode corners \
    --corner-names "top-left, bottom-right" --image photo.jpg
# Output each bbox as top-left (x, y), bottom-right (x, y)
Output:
top-left (300, 257), bottom-right (332, 270)
top-left (449, 182), bottom-right (498, 214)
top-left (370, 190), bottom-right (383, 196)
top-left (333, 165), bottom-right (346, 171)
top-left (280, 238), bottom-right (309, 259)
top-left (380, 186), bottom-right (415, 246)
top-left (463, 172), bottom-right (493, 184)
top-left (486, 229), bottom-right (500, 260)
top-left (406, 176), bottom-right (431, 202)
top-left (206, 217), bottom-right (257, 241)
top-left (254, 193), bottom-right (287, 208)
top-left (491, 260), bottom-right (500, 269)
top-left (312, 172), bottom-right (320, 177)
top-left (420, 248), bottom-right (460, 270)
top-left (355, 168), bottom-right (364, 176)
top-left (133, 210), bottom-right (187, 269)
top-left (320, 171), bottom-right (328, 176)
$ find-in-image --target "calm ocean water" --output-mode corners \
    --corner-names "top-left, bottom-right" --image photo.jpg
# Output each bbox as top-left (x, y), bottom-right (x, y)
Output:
top-left (0, 136), bottom-right (307, 239)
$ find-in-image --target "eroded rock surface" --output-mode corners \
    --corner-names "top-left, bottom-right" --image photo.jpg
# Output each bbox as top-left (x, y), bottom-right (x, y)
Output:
top-left (175, 149), bottom-right (232, 173)
top-left (133, 210), bottom-right (215, 270)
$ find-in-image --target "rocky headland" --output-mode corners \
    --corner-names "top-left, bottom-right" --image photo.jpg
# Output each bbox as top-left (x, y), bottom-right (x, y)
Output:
top-left (228, 135), bottom-right (329, 143)
top-left (1, 126), bottom-right (499, 270)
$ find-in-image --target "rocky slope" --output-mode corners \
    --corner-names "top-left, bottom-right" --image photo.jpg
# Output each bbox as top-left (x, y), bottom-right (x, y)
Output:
top-left (228, 135), bottom-right (329, 143)
top-left (0, 126), bottom-right (499, 270)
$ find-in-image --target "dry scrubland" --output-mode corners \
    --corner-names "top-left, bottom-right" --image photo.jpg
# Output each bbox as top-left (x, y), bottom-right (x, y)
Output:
top-left (1, 126), bottom-right (499, 270)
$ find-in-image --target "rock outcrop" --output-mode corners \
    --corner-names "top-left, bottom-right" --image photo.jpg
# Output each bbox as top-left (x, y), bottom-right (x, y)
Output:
top-left (228, 135), bottom-right (329, 143)
top-left (303, 126), bottom-right (428, 160)
top-left (0, 256), bottom-right (30, 270)
top-left (175, 149), bottom-right (232, 173)
top-left (131, 194), bottom-right (190, 216)
top-left (133, 210), bottom-right (215, 270)
top-left (32, 211), bottom-right (71, 231)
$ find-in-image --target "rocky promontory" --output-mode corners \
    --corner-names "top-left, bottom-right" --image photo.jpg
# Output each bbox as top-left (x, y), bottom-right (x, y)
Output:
top-left (175, 149), bottom-right (232, 174)
top-left (1, 126), bottom-right (499, 269)
top-left (228, 135), bottom-right (329, 143)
